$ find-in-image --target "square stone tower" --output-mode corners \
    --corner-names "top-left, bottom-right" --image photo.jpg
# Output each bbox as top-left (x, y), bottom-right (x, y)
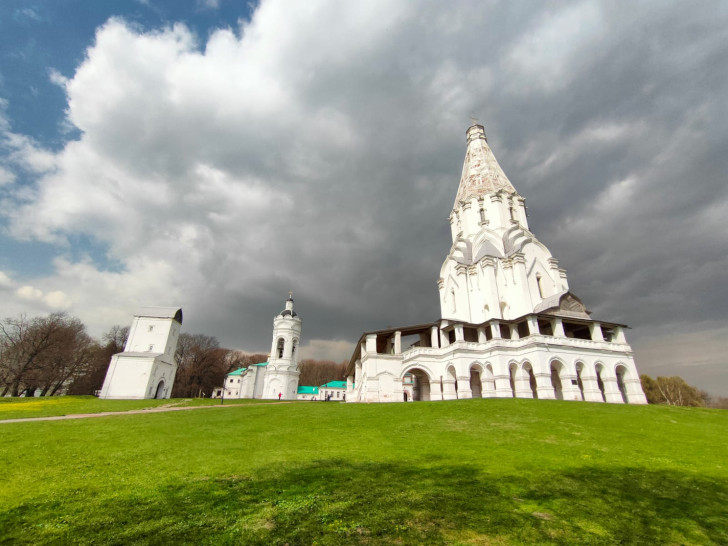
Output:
top-left (99, 307), bottom-right (183, 399)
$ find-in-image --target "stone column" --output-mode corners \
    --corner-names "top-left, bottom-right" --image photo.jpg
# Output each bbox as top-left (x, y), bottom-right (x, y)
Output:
top-left (527, 315), bottom-right (540, 336)
top-left (613, 326), bottom-right (627, 344)
top-left (559, 369), bottom-right (581, 401)
top-left (490, 320), bottom-right (502, 339)
top-left (430, 326), bottom-right (440, 348)
top-left (580, 365), bottom-right (604, 402)
top-left (510, 324), bottom-right (520, 340)
top-left (429, 377), bottom-right (444, 401)
top-left (442, 378), bottom-right (458, 400)
top-left (440, 329), bottom-right (450, 348)
top-left (602, 375), bottom-right (624, 403)
top-left (494, 374), bottom-right (513, 397)
top-left (552, 318), bottom-right (565, 337)
top-left (365, 334), bottom-right (377, 354)
top-left (394, 331), bottom-right (402, 354)
top-left (534, 368), bottom-right (556, 400)
top-left (514, 369), bottom-right (533, 399)
top-left (477, 327), bottom-right (487, 343)
top-left (454, 324), bottom-right (464, 342)
top-left (457, 375), bottom-right (472, 398)
top-left (493, 360), bottom-right (512, 397)
top-left (589, 322), bottom-right (604, 342)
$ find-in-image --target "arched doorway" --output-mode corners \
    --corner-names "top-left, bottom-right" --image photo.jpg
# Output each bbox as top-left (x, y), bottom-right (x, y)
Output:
top-left (154, 380), bottom-right (165, 399)
top-left (509, 363), bottom-right (518, 397)
top-left (575, 362), bottom-right (585, 401)
top-left (470, 365), bottom-right (483, 398)
top-left (523, 363), bottom-right (538, 399)
top-left (596, 364), bottom-right (607, 402)
top-left (616, 365), bottom-right (629, 403)
top-left (408, 369), bottom-right (431, 401)
top-left (550, 361), bottom-right (564, 400)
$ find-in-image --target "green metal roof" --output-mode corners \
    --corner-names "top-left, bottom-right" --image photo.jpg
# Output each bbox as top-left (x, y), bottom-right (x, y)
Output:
top-left (297, 386), bottom-right (319, 395)
top-left (320, 381), bottom-right (347, 389)
top-left (228, 367), bottom-right (247, 376)
top-left (254, 362), bottom-right (268, 367)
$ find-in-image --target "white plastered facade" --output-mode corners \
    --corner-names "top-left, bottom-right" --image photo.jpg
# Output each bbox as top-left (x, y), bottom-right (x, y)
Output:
top-left (99, 307), bottom-right (183, 400)
top-left (346, 124), bottom-right (647, 405)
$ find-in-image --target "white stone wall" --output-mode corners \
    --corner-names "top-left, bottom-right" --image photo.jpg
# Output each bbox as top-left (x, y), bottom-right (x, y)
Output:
top-left (348, 322), bottom-right (647, 405)
top-left (100, 308), bottom-right (182, 400)
top-left (125, 316), bottom-right (181, 357)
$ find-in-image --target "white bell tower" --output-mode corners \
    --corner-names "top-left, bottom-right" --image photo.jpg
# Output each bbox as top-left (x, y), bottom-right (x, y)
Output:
top-left (263, 292), bottom-right (302, 400)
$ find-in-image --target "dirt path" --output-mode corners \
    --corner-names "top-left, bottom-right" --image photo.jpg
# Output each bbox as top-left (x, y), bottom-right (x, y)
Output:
top-left (0, 401), bottom-right (297, 424)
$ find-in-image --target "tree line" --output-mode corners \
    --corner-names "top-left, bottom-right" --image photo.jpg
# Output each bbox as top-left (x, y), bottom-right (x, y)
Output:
top-left (0, 312), bottom-right (346, 398)
top-left (639, 374), bottom-right (728, 408)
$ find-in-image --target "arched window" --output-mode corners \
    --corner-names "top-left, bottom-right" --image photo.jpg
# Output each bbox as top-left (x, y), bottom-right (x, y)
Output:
top-left (291, 339), bottom-right (298, 359)
top-left (277, 338), bottom-right (285, 359)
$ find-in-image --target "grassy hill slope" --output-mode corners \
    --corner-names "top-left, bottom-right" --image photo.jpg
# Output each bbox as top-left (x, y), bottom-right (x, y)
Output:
top-left (1, 398), bottom-right (726, 544)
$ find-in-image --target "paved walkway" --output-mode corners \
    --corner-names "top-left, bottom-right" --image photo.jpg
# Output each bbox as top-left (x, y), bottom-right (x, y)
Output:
top-left (0, 401), bottom-right (295, 424)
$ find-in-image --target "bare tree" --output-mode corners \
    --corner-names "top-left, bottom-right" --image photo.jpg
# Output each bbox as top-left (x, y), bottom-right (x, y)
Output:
top-left (0, 313), bottom-right (67, 397)
top-left (172, 333), bottom-right (232, 398)
top-left (66, 325), bottom-right (129, 395)
top-left (298, 359), bottom-right (347, 387)
top-left (33, 317), bottom-right (96, 396)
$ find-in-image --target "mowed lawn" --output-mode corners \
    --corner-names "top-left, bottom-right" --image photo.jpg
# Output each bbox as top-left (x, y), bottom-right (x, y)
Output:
top-left (1, 398), bottom-right (726, 545)
top-left (0, 396), bottom-right (276, 421)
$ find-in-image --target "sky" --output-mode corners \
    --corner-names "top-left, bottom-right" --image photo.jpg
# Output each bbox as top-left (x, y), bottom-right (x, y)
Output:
top-left (1, 1), bottom-right (727, 395)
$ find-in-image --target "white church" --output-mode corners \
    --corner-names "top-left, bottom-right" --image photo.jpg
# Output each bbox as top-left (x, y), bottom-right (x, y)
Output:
top-left (212, 294), bottom-right (302, 400)
top-left (99, 307), bottom-right (183, 399)
top-left (345, 123), bottom-right (648, 405)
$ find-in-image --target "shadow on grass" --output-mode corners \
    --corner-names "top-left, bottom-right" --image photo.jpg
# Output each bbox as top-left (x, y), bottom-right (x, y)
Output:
top-left (3, 461), bottom-right (726, 545)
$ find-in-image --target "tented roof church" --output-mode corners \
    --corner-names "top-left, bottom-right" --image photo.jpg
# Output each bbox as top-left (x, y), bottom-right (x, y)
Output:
top-left (345, 123), bottom-right (648, 405)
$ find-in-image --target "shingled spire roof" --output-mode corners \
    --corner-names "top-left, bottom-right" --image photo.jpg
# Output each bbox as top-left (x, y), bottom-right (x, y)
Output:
top-left (454, 123), bottom-right (517, 209)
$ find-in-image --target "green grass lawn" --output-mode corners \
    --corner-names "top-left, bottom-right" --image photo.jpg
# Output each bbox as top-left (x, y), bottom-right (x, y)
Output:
top-left (0, 395), bottom-right (278, 420)
top-left (1, 398), bottom-right (726, 544)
